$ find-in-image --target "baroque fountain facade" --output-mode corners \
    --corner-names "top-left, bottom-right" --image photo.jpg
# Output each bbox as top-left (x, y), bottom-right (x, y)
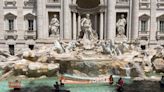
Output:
top-left (0, 0), bottom-right (164, 81)
top-left (0, 13), bottom-right (164, 80)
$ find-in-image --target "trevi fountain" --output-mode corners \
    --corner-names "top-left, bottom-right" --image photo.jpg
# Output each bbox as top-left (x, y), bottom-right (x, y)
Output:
top-left (0, 14), bottom-right (164, 92)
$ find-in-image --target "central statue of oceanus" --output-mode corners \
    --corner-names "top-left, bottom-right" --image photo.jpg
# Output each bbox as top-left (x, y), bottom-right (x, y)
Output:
top-left (79, 14), bottom-right (98, 41)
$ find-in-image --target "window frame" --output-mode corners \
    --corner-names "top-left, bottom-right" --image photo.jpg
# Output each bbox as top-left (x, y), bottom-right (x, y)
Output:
top-left (8, 19), bottom-right (14, 31)
top-left (28, 19), bottom-right (34, 31)
top-left (159, 20), bottom-right (164, 32)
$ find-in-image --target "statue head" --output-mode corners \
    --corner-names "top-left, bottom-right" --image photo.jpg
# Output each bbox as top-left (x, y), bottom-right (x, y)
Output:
top-left (121, 14), bottom-right (125, 18)
top-left (86, 14), bottom-right (90, 19)
top-left (53, 14), bottom-right (57, 18)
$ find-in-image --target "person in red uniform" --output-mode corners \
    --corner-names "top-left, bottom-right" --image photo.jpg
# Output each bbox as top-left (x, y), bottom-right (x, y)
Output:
top-left (109, 75), bottom-right (114, 85)
top-left (116, 77), bottom-right (124, 92)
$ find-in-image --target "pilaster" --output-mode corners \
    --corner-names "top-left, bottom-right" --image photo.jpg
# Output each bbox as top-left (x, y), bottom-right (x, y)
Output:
top-left (73, 12), bottom-right (77, 40)
top-left (0, 0), bottom-right (4, 39)
top-left (63, 0), bottom-right (72, 40)
top-left (17, 0), bottom-right (24, 39)
top-left (150, 0), bottom-right (157, 42)
top-left (37, 0), bottom-right (47, 39)
top-left (100, 12), bottom-right (104, 40)
top-left (107, 0), bottom-right (116, 41)
top-left (131, 0), bottom-right (139, 40)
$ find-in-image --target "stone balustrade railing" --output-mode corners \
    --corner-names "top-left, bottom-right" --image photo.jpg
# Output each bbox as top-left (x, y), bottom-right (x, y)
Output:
top-left (4, 30), bottom-right (17, 40)
top-left (24, 30), bottom-right (36, 40)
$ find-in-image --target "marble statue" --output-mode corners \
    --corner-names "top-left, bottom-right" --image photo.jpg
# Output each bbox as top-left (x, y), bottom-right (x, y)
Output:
top-left (65, 41), bottom-right (77, 53)
top-left (53, 40), bottom-right (65, 54)
top-left (49, 14), bottom-right (60, 37)
top-left (100, 40), bottom-right (122, 56)
top-left (80, 14), bottom-right (98, 41)
top-left (116, 14), bottom-right (126, 38)
top-left (101, 41), bottom-right (113, 55)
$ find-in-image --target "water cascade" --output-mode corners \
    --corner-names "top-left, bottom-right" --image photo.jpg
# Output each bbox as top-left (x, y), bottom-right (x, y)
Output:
top-left (124, 64), bottom-right (131, 78)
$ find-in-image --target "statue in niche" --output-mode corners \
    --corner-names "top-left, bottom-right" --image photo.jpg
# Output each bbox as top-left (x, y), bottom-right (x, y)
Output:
top-left (49, 14), bottom-right (60, 37)
top-left (79, 14), bottom-right (98, 41)
top-left (116, 14), bottom-right (127, 38)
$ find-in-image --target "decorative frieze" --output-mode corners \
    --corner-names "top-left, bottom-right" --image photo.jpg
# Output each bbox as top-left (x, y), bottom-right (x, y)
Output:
top-left (47, 0), bottom-right (60, 3)
top-left (157, 0), bottom-right (164, 9)
top-left (139, 0), bottom-right (150, 9)
top-left (4, 0), bottom-right (16, 8)
top-left (46, 0), bottom-right (61, 8)
top-left (116, 0), bottom-right (129, 8)
top-left (24, 0), bottom-right (36, 8)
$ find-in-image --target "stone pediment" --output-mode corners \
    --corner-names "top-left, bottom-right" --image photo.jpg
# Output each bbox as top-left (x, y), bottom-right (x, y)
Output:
top-left (139, 14), bottom-right (150, 20)
top-left (4, 12), bottom-right (17, 19)
top-left (157, 14), bottom-right (164, 20)
top-left (24, 13), bottom-right (36, 19)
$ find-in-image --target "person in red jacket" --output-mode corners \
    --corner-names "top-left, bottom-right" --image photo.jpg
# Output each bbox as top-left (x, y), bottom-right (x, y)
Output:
top-left (116, 77), bottom-right (124, 92)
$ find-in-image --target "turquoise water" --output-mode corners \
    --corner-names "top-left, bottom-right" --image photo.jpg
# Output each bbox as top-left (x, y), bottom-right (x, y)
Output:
top-left (0, 77), bottom-right (132, 92)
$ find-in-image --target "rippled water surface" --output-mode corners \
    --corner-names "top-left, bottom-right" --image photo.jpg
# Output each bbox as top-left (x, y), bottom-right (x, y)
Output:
top-left (0, 77), bottom-right (133, 92)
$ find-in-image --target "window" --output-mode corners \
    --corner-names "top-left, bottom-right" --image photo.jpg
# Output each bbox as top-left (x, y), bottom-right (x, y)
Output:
top-left (29, 45), bottom-right (34, 50)
top-left (141, 20), bottom-right (147, 32)
top-left (9, 45), bottom-right (14, 55)
top-left (160, 21), bottom-right (164, 32)
top-left (8, 19), bottom-right (14, 30)
top-left (28, 20), bottom-right (34, 31)
top-left (141, 45), bottom-right (146, 50)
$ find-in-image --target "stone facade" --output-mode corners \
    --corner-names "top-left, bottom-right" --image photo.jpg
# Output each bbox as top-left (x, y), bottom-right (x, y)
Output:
top-left (1, 0), bottom-right (164, 55)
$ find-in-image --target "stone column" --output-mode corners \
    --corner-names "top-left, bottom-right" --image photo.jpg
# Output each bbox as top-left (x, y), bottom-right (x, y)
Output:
top-left (100, 12), bottom-right (104, 40)
top-left (73, 12), bottom-right (77, 40)
top-left (77, 14), bottom-right (81, 37)
top-left (43, 0), bottom-right (48, 39)
top-left (60, 12), bottom-right (64, 39)
top-left (150, 0), bottom-right (157, 42)
top-left (107, 0), bottom-right (116, 41)
top-left (131, 0), bottom-right (139, 40)
top-left (0, 0), bottom-right (4, 39)
top-left (63, 0), bottom-right (72, 40)
top-left (17, 0), bottom-right (24, 39)
top-left (94, 15), bottom-right (98, 33)
top-left (128, 0), bottom-right (133, 40)
top-left (60, 0), bottom-right (64, 39)
top-left (37, 0), bottom-right (44, 39)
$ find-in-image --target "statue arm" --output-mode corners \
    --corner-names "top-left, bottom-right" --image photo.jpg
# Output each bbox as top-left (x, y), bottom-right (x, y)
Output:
top-left (56, 19), bottom-right (60, 26)
top-left (124, 19), bottom-right (127, 24)
top-left (80, 18), bottom-right (85, 27)
top-left (116, 20), bottom-right (120, 27)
